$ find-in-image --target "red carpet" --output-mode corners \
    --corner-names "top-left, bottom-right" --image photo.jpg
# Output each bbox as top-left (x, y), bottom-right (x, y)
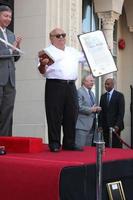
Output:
top-left (0, 145), bottom-right (133, 200)
top-left (0, 136), bottom-right (43, 153)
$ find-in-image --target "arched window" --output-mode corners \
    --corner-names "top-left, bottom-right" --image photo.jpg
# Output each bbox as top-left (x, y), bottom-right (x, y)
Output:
top-left (82, 0), bottom-right (99, 102)
top-left (82, 0), bottom-right (98, 32)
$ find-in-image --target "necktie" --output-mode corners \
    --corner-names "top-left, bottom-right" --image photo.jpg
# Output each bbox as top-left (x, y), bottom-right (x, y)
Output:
top-left (107, 92), bottom-right (110, 105)
top-left (88, 90), bottom-right (94, 106)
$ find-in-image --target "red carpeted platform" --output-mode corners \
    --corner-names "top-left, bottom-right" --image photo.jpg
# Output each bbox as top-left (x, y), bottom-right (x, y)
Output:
top-left (0, 143), bottom-right (133, 200)
top-left (0, 136), bottom-right (43, 153)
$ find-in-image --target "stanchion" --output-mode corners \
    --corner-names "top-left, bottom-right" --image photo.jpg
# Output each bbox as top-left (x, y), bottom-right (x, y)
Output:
top-left (109, 127), bottom-right (113, 148)
top-left (94, 131), bottom-right (105, 200)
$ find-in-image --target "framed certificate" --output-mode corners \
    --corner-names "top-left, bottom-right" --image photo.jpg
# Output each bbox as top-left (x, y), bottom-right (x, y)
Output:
top-left (78, 30), bottom-right (117, 77)
top-left (106, 181), bottom-right (126, 200)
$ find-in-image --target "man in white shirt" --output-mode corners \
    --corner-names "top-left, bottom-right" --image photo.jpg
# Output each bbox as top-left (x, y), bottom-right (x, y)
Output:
top-left (38, 28), bottom-right (84, 152)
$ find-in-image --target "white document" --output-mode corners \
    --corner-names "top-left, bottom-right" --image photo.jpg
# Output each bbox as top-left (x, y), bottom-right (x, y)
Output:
top-left (0, 38), bottom-right (24, 54)
top-left (78, 30), bottom-right (117, 77)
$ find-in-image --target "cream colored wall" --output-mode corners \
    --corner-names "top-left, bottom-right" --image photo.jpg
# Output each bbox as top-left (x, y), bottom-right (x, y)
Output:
top-left (117, 10), bottom-right (133, 146)
top-left (13, 0), bottom-right (47, 141)
top-left (94, 0), bottom-right (124, 14)
top-left (13, 0), bottom-right (82, 143)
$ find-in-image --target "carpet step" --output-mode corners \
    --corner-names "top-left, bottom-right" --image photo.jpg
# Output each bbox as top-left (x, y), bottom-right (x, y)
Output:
top-left (0, 136), bottom-right (44, 153)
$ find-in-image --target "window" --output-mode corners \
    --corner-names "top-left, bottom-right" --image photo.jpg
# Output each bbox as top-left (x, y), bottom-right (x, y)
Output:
top-left (82, 0), bottom-right (99, 102)
top-left (82, 0), bottom-right (98, 32)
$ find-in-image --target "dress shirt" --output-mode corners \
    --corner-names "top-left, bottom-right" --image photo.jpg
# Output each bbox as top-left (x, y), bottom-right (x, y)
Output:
top-left (107, 88), bottom-right (114, 102)
top-left (83, 86), bottom-right (95, 106)
top-left (88, 89), bottom-right (95, 106)
top-left (107, 92), bottom-right (110, 105)
top-left (0, 27), bottom-right (8, 45)
top-left (43, 45), bottom-right (85, 80)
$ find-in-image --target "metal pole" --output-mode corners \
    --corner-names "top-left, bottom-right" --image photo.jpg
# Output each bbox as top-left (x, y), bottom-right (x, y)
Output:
top-left (130, 85), bottom-right (133, 148)
top-left (94, 131), bottom-right (105, 200)
top-left (109, 127), bottom-right (113, 148)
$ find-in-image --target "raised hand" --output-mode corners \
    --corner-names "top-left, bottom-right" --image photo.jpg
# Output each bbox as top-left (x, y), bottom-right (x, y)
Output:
top-left (13, 36), bottom-right (22, 49)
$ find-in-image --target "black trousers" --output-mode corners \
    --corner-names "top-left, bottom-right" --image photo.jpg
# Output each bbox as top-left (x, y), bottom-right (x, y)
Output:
top-left (45, 79), bottom-right (78, 149)
top-left (103, 127), bottom-right (122, 148)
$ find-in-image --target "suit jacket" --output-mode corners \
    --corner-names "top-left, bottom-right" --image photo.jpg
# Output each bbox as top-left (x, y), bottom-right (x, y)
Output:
top-left (0, 28), bottom-right (20, 87)
top-left (76, 86), bottom-right (96, 131)
top-left (98, 90), bottom-right (125, 131)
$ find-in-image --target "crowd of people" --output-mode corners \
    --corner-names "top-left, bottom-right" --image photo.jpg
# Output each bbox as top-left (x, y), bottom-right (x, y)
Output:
top-left (0, 4), bottom-right (125, 152)
top-left (38, 28), bottom-right (125, 152)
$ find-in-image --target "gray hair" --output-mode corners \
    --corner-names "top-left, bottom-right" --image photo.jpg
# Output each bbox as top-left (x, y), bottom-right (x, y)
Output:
top-left (0, 5), bottom-right (12, 13)
top-left (81, 72), bottom-right (94, 85)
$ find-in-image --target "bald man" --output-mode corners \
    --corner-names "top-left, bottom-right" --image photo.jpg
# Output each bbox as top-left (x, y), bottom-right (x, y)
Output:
top-left (98, 78), bottom-right (125, 148)
top-left (38, 28), bottom-right (85, 152)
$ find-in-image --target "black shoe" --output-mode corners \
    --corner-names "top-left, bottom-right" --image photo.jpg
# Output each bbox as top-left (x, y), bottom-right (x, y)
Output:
top-left (50, 147), bottom-right (60, 152)
top-left (49, 143), bottom-right (61, 152)
top-left (73, 146), bottom-right (84, 151)
top-left (62, 145), bottom-right (83, 151)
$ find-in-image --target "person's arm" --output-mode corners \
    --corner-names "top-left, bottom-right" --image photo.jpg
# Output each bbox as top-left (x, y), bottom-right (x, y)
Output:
top-left (12, 36), bottom-right (22, 62)
top-left (115, 93), bottom-right (125, 131)
top-left (78, 51), bottom-right (86, 64)
top-left (98, 96), bottom-right (104, 128)
top-left (78, 90), bottom-right (99, 115)
top-left (37, 50), bottom-right (53, 74)
top-left (0, 35), bottom-right (22, 61)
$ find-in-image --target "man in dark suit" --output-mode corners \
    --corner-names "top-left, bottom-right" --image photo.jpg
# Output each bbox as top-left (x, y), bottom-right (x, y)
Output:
top-left (98, 78), bottom-right (125, 148)
top-left (0, 5), bottom-right (22, 136)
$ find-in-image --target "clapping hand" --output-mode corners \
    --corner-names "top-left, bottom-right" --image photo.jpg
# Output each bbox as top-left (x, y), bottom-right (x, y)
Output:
top-left (13, 36), bottom-right (22, 49)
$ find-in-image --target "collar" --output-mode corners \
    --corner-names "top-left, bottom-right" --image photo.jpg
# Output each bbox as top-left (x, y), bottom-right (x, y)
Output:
top-left (83, 85), bottom-right (89, 93)
top-left (0, 27), bottom-right (6, 32)
top-left (107, 88), bottom-right (114, 96)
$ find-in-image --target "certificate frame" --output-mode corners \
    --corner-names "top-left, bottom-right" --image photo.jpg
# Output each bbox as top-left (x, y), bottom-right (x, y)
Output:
top-left (106, 181), bottom-right (126, 200)
top-left (78, 30), bottom-right (117, 77)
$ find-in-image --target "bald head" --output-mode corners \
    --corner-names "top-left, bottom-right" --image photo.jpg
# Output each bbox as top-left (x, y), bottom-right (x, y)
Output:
top-left (49, 28), bottom-right (66, 50)
top-left (105, 78), bottom-right (114, 92)
top-left (50, 28), bottom-right (65, 37)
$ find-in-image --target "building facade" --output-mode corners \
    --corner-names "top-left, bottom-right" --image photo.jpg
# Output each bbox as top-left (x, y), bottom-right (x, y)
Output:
top-left (8, 0), bottom-right (133, 146)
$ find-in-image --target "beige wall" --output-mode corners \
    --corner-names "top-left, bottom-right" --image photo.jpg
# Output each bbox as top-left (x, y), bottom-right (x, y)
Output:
top-left (13, 0), bottom-right (47, 140)
top-left (117, 9), bottom-right (133, 145)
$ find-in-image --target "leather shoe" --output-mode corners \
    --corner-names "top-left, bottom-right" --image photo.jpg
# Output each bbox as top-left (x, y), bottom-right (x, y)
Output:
top-left (50, 148), bottom-right (60, 152)
top-left (62, 145), bottom-right (83, 151)
top-left (73, 146), bottom-right (84, 151)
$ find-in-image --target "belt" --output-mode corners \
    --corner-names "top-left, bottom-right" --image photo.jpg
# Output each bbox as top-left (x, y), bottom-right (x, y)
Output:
top-left (46, 79), bottom-right (75, 84)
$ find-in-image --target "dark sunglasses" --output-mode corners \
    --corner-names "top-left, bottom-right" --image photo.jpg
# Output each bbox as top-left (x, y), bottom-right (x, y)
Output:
top-left (51, 33), bottom-right (66, 39)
